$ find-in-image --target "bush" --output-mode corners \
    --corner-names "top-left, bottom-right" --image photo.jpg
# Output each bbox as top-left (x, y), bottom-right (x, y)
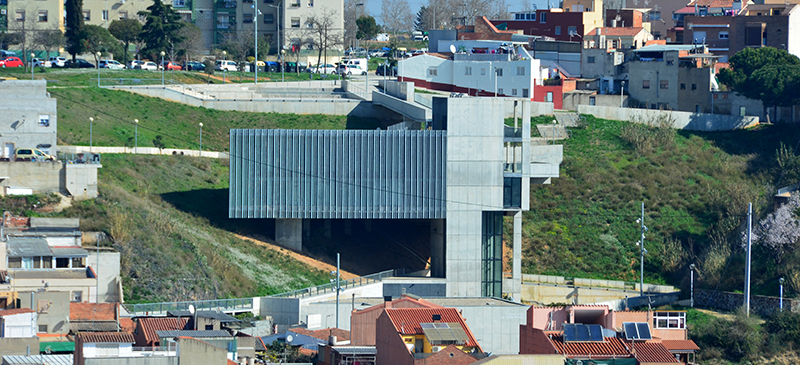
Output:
top-left (766, 311), bottom-right (800, 350)
top-left (691, 307), bottom-right (764, 362)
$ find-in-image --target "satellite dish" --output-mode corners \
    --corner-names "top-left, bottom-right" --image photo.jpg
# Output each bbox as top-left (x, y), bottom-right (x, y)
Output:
top-left (286, 334), bottom-right (294, 344)
top-left (449, 44), bottom-right (456, 53)
top-left (188, 304), bottom-right (196, 315)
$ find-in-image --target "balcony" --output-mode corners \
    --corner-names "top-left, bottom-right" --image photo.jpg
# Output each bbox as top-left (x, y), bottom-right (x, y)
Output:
top-left (217, 0), bottom-right (237, 8)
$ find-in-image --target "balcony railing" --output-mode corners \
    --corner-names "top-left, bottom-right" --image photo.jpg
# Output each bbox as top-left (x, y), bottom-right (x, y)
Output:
top-left (217, 22), bottom-right (231, 29)
top-left (218, 0), bottom-right (236, 8)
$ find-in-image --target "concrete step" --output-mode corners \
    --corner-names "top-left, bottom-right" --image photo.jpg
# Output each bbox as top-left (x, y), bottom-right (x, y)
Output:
top-left (536, 124), bottom-right (569, 140)
top-left (554, 112), bottom-right (581, 127)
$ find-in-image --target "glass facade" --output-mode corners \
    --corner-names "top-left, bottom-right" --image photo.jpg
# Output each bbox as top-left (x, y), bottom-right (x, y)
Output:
top-left (482, 211), bottom-right (503, 298)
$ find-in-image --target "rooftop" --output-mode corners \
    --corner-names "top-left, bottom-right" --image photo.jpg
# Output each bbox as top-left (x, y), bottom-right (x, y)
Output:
top-left (591, 27), bottom-right (647, 36)
top-left (71, 302), bottom-right (117, 321)
top-left (166, 310), bottom-right (240, 323)
top-left (634, 342), bottom-right (680, 363)
top-left (137, 317), bottom-right (189, 345)
top-left (3, 354), bottom-right (72, 365)
top-left (156, 330), bottom-right (232, 338)
top-left (687, 0), bottom-right (735, 8)
top-left (0, 308), bottom-right (35, 316)
top-left (332, 346), bottom-right (378, 355)
top-left (78, 332), bottom-right (135, 343)
top-left (547, 333), bottom-right (631, 357)
top-left (290, 327), bottom-right (351, 342)
top-left (385, 308), bottom-right (480, 348)
top-left (661, 339), bottom-right (700, 351)
top-left (633, 44), bottom-right (704, 53)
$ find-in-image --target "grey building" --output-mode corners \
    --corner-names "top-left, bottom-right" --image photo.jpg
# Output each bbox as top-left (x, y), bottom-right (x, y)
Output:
top-left (229, 98), bottom-right (562, 300)
top-left (0, 80), bottom-right (57, 159)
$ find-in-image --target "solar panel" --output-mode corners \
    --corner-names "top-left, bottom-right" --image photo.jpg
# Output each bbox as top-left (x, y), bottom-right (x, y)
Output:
top-left (636, 323), bottom-right (652, 340)
top-left (563, 324), bottom-right (578, 342)
top-left (563, 324), bottom-right (605, 342)
top-left (623, 322), bottom-right (638, 340)
top-left (588, 324), bottom-right (604, 341)
top-left (420, 323), bottom-right (434, 329)
top-left (576, 324), bottom-right (591, 342)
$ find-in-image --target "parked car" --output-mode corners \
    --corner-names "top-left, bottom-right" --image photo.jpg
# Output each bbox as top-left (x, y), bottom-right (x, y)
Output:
top-left (309, 63), bottom-right (336, 74)
top-left (29, 58), bottom-right (52, 68)
top-left (345, 47), bottom-right (367, 57)
top-left (133, 61), bottom-right (159, 70)
top-left (49, 57), bottom-right (67, 67)
top-left (336, 64), bottom-right (365, 76)
top-left (99, 59), bottom-right (125, 69)
top-left (0, 57), bottom-right (24, 68)
top-left (368, 49), bottom-right (384, 57)
top-left (64, 59), bottom-right (95, 68)
top-left (184, 61), bottom-right (205, 71)
top-left (0, 50), bottom-right (16, 58)
top-left (14, 148), bottom-right (55, 162)
top-left (376, 64), bottom-right (397, 76)
top-left (215, 60), bottom-right (237, 72)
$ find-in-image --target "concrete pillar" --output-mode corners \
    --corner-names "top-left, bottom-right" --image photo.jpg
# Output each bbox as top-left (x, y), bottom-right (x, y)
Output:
top-left (275, 219), bottom-right (303, 251)
top-left (430, 219), bottom-right (445, 278)
top-left (324, 220), bottom-right (332, 239)
top-left (511, 211), bottom-right (523, 302)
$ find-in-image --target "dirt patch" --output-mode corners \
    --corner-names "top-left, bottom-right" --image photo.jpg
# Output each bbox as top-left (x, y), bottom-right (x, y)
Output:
top-left (234, 233), bottom-right (358, 280)
top-left (695, 308), bottom-right (765, 325)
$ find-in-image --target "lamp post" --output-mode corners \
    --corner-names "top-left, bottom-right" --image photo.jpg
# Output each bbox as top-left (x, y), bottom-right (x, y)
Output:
top-left (253, 4), bottom-right (262, 84)
top-left (160, 51), bottom-right (166, 86)
top-left (134, 119), bottom-right (139, 154)
top-left (266, 2), bottom-right (282, 80)
top-left (620, 81), bottom-right (625, 108)
top-left (31, 53), bottom-right (35, 80)
top-left (281, 50), bottom-right (285, 82)
top-left (96, 52), bottom-right (102, 87)
top-left (780, 277), bottom-right (785, 311)
top-left (689, 264), bottom-right (695, 308)
top-left (329, 253), bottom-right (341, 329)
top-left (636, 202), bottom-right (647, 298)
top-left (222, 51), bottom-right (227, 84)
top-left (198, 122), bottom-right (203, 157)
top-left (89, 117), bottom-right (94, 153)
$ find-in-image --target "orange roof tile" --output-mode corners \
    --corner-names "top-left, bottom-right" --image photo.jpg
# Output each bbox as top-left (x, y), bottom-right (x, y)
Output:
top-left (290, 327), bottom-right (351, 342)
top-left (138, 317), bottom-right (189, 346)
top-left (634, 342), bottom-right (680, 363)
top-left (592, 27), bottom-right (646, 36)
top-left (661, 340), bottom-right (700, 351)
top-left (356, 296), bottom-right (443, 315)
top-left (385, 308), bottom-right (480, 348)
top-left (298, 347), bottom-right (318, 356)
top-left (70, 303), bottom-right (117, 321)
top-left (549, 335), bottom-right (632, 357)
top-left (0, 308), bottom-right (35, 316)
top-left (688, 0), bottom-right (734, 8)
top-left (78, 332), bottom-right (135, 343)
top-left (119, 318), bottom-right (136, 333)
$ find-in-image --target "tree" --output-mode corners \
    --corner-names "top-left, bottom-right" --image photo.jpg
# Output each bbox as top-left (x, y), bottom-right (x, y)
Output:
top-left (356, 16), bottom-right (380, 42)
top-left (415, 6), bottom-right (430, 31)
top-left (35, 30), bottom-right (65, 61)
top-left (0, 33), bottom-right (23, 51)
top-left (306, 10), bottom-right (342, 69)
top-left (138, 0), bottom-right (185, 61)
top-left (344, 0), bottom-right (366, 49)
top-left (176, 22), bottom-right (204, 63)
top-left (719, 47), bottom-right (800, 121)
top-left (747, 194), bottom-right (800, 264)
top-left (381, 0), bottom-right (413, 35)
top-left (65, 0), bottom-right (86, 60)
top-left (7, 5), bottom-right (50, 69)
top-left (108, 19), bottom-right (142, 67)
top-left (83, 25), bottom-right (124, 64)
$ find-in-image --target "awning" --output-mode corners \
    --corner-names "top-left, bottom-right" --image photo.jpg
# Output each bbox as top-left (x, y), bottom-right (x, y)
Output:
top-left (40, 341), bottom-right (75, 353)
top-left (7, 238), bottom-right (51, 257)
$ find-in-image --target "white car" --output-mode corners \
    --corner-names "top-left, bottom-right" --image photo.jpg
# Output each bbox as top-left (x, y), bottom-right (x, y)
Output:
top-left (215, 60), bottom-right (238, 72)
top-left (48, 57), bottom-right (66, 67)
top-left (133, 61), bottom-right (158, 71)
top-left (30, 58), bottom-right (51, 67)
top-left (310, 63), bottom-right (336, 74)
top-left (99, 60), bottom-right (125, 69)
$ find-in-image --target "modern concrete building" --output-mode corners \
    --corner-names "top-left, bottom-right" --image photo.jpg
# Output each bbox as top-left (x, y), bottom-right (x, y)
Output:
top-left (0, 80), bottom-right (56, 158)
top-left (229, 97), bottom-right (563, 301)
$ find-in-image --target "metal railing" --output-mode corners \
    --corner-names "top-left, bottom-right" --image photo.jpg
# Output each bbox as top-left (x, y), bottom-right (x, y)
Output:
top-left (503, 125), bottom-right (523, 139)
top-left (99, 78), bottom-right (180, 86)
top-left (269, 269), bottom-right (396, 299)
top-left (124, 297), bottom-right (253, 316)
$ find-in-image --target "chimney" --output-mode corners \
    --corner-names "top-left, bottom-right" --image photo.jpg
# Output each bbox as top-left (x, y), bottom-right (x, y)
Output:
top-left (383, 296), bottom-right (392, 309)
top-left (432, 314), bottom-right (442, 323)
top-left (329, 335), bottom-right (337, 345)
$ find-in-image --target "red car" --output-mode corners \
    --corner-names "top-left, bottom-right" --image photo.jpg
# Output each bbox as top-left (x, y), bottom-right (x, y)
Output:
top-left (161, 61), bottom-right (183, 71)
top-left (0, 57), bottom-right (24, 68)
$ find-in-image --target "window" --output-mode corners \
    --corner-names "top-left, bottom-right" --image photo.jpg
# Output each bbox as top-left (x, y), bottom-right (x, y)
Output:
top-left (649, 10), bottom-right (661, 20)
top-left (539, 12), bottom-right (546, 23)
top-left (217, 14), bottom-right (230, 28)
top-left (8, 258), bottom-right (20, 268)
top-left (642, 80), bottom-right (650, 89)
top-left (522, 88), bottom-right (529, 98)
top-left (206, 324), bottom-right (214, 330)
top-left (498, 88), bottom-right (503, 95)
top-left (264, 13), bottom-right (274, 23)
top-left (42, 256), bottom-right (52, 268)
top-left (612, 40), bottom-right (619, 48)
top-left (680, 83), bottom-right (686, 90)
top-left (512, 89), bottom-right (518, 96)
top-left (516, 66), bottom-right (525, 76)
top-left (590, 96), bottom-right (596, 105)
top-left (660, 80), bottom-right (669, 89)
top-left (291, 0), bottom-right (300, 6)
top-left (428, 67), bottom-right (438, 76)
top-left (83, 10), bottom-right (90, 21)
top-left (173, 0), bottom-right (186, 5)
top-left (495, 67), bottom-right (503, 76)
top-left (15, 10), bottom-right (24, 22)
top-left (480, 68), bottom-right (486, 75)
top-left (243, 13), bottom-right (253, 23)
top-left (56, 258), bottom-right (70, 268)
top-left (653, 312), bottom-right (686, 329)
top-left (666, 57), bottom-right (674, 66)
top-left (546, 92), bottom-right (553, 102)
top-left (38, 325), bottom-right (47, 333)
top-left (465, 66), bottom-right (472, 75)
top-left (102, 10), bottom-right (108, 20)
top-left (503, 177), bottom-right (522, 208)
top-left (719, 31), bottom-right (729, 39)
top-left (72, 291), bottom-right (82, 302)
top-left (481, 212), bottom-right (503, 298)
top-left (38, 10), bottom-right (47, 22)
top-left (38, 115), bottom-right (50, 127)
top-left (119, 11), bottom-right (128, 19)
top-left (308, 0), bottom-right (313, 6)
top-left (555, 26), bottom-right (561, 35)
top-left (587, 56), bottom-right (595, 63)
top-left (691, 83), bottom-right (697, 90)
top-left (291, 17), bottom-right (300, 27)
top-left (305, 20), bottom-right (313, 28)
top-left (72, 257), bottom-right (84, 268)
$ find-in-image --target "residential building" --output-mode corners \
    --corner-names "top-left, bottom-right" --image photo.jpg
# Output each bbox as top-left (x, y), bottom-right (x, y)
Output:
top-left (731, 3), bottom-right (799, 58)
top-left (166, 309), bottom-right (240, 331)
top-left (317, 344), bottom-right (377, 365)
top-left (70, 303), bottom-right (123, 333)
top-left (0, 308), bottom-right (36, 337)
top-left (604, 8), bottom-right (650, 32)
top-left (3, 0), bottom-right (65, 35)
top-left (351, 296), bottom-right (443, 347)
top-left (133, 317), bottom-right (189, 347)
top-left (375, 307), bottom-right (484, 365)
top-left (75, 332), bottom-right (231, 365)
top-left (585, 27), bottom-right (653, 49)
top-left (229, 97), bottom-right (563, 300)
top-left (500, 5), bottom-right (603, 43)
top-left (17, 291), bottom-right (71, 334)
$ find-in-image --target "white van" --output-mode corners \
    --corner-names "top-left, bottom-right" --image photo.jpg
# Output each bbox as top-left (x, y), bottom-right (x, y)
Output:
top-left (215, 60), bottom-right (238, 72)
top-left (338, 58), bottom-right (368, 75)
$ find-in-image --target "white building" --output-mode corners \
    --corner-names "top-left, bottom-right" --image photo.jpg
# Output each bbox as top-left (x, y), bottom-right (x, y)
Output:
top-left (0, 308), bottom-right (36, 338)
top-left (398, 48), bottom-right (545, 99)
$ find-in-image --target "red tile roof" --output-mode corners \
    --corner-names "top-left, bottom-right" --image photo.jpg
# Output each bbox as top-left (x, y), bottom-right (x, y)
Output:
top-left (70, 303), bottom-right (117, 321)
top-left (119, 318), bottom-right (136, 333)
top-left (634, 342), bottom-right (680, 363)
top-left (357, 296), bottom-right (443, 315)
top-left (591, 27), bottom-right (646, 36)
top-left (138, 317), bottom-right (189, 346)
top-left (548, 334), bottom-right (632, 357)
top-left (78, 332), bottom-right (135, 343)
top-left (0, 308), bottom-right (35, 316)
top-left (290, 327), bottom-right (351, 342)
top-left (661, 340), bottom-right (700, 351)
top-left (688, 0), bottom-right (734, 8)
top-left (385, 308), bottom-right (480, 348)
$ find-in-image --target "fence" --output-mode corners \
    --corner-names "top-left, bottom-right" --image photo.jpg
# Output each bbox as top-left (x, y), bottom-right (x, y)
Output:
top-left (125, 297), bottom-right (253, 316)
top-left (98, 78), bottom-right (181, 87)
top-left (269, 269), bottom-right (397, 299)
top-left (695, 289), bottom-right (798, 317)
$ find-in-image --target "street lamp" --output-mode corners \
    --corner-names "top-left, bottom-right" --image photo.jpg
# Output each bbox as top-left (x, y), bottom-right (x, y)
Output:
top-left (330, 253), bottom-right (342, 328)
top-left (31, 53), bottom-right (35, 80)
top-left (89, 117), bottom-right (94, 153)
top-left (780, 277), bottom-right (785, 311)
top-left (96, 52), bottom-right (102, 87)
top-left (160, 51), bottom-right (166, 86)
top-left (265, 1), bottom-right (282, 80)
top-left (253, 4), bottom-right (262, 85)
top-left (281, 50), bottom-right (285, 82)
top-left (689, 264), bottom-right (695, 308)
top-left (198, 122), bottom-right (203, 157)
top-left (635, 202), bottom-right (647, 298)
top-left (222, 51), bottom-right (227, 84)
top-left (134, 119), bottom-right (139, 154)
top-left (620, 80), bottom-right (626, 108)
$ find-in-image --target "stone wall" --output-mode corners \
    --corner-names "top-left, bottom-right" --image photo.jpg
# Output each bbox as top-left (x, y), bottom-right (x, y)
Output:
top-left (695, 289), bottom-right (799, 317)
top-left (578, 105), bottom-right (759, 131)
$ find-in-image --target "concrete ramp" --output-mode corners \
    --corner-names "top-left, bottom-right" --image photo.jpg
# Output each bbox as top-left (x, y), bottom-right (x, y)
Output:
top-left (372, 91), bottom-right (432, 124)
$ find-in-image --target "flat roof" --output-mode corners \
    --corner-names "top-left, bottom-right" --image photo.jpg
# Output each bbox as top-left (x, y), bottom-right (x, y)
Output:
top-left (633, 44), bottom-right (703, 52)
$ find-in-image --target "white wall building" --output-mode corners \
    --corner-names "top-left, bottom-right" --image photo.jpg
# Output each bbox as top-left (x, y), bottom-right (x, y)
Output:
top-left (0, 308), bottom-right (36, 338)
top-left (398, 49), bottom-right (544, 99)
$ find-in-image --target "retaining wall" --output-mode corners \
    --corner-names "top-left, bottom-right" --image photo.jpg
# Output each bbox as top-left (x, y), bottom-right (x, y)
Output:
top-left (58, 146), bottom-right (229, 159)
top-left (695, 289), bottom-right (799, 317)
top-left (578, 105), bottom-right (759, 131)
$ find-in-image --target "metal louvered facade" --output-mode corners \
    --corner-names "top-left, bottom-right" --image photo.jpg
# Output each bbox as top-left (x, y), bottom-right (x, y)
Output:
top-left (229, 129), bottom-right (447, 219)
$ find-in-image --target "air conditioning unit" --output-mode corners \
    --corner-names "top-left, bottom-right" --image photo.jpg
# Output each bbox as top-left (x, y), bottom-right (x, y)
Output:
top-left (431, 346), bottom-right (442, 353)
top-left (0, 9), bottom-right (6, 14)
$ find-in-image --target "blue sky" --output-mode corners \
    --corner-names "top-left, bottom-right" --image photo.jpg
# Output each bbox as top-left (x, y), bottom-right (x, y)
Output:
top-left (363, 0), bottom-right (552, 24)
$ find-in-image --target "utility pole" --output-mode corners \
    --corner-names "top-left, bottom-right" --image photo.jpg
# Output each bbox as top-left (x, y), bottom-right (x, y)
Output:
top-left (637, 202), bottom-right (647, 298)
top-left (335, 253), bottom-right (340, 328)
top-left (745, 202), bottom-right (752, 316)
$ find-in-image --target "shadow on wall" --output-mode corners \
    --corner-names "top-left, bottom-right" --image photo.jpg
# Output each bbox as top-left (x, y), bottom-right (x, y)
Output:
top-left (161, 189), bottom-right (271, 237)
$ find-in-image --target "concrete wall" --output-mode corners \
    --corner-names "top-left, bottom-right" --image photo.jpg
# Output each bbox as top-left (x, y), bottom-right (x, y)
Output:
top-left (85, 357), bottom-right (178, 365)
top-left (58, 146), bottom-right (230, 159)
top-left (13, 274), bottom-right (95, 305)
top-left (84, 252), bottom-right (121, 303)
top-left (259, 297), bottom-right (301, 333)
top-left (65, 164), bottom-right (101, 200)
top-left (459, 305), bottom-right (528, 355)
top-left (563, 92), bottom-right (626, 110)
top-left (18, 291), bottom-right (70, 334)
top-left (371, 92), bottom-right (431, 123)
top-left (695, 289), bottom-right (799, 317)
top-left (0, 161), bottom-right (99, 199)
top-left (577, 105), bottom-right (759, 131)
top-left (0, 80), bottom-right (58, 158)
top-left (0, 337), bottom-right (39, 355)
top-left (178, 337), bottom-right (229, 365)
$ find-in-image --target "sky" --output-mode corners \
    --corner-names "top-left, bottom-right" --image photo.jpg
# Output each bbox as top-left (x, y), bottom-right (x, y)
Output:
top-left (363, 0), bottom-right (552, 24)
